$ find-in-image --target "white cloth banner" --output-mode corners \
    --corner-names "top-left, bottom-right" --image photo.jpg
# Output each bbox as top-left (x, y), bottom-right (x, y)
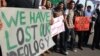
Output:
top-left (51, 15), bottom-right (65, 37)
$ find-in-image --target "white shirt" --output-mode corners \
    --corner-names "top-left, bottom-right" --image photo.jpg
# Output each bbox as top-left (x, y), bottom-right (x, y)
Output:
top-left (85, 10), bottom-right (93, 22)
top-left (85, 10), bottom-right (93, 17)
top-left (65, 9), bottom-right (74, 28)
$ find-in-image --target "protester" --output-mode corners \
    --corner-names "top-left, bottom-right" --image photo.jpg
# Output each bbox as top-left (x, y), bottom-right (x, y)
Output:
top-left (40, 1), bottom-right (53, 56)
top-left (64, 0), bottom-right (77, 53)
top-left (52, 2), bottom-right (68, 55)
top-left (1, 0), bottom-right (100, 55)
top-left (74, 4), bottom-right (85, 50)
top-left (91, 4), bottom-right (100, 50)
top-left (83, 5), bottom-right (93, 46)
top-left (53, 2), bottom-right (64, 17)
top-left (45, 0), bottom-right (52, 9)
top-left (85, 6), bottom-right (93, 17)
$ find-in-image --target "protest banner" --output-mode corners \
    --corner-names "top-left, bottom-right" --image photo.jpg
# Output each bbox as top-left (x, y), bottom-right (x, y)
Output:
top-left (0, 7), bottom-right (55, 56)
top-left (51, 15), bottom-right (65, 37)
top-left (74, 16), bottom-right (90, 31)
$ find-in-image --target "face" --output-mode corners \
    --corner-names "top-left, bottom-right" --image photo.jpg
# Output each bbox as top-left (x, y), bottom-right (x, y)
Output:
top-left (81, 6), bottom-right (84, 11)
top-left (46, 1), bottom-right (51, 8)
top-left (97, 4), bottom-right (100, 10)
top-left (70, 2), bottom-right (75, 9)
top-left (59, 3), bottom-right (64, 9)
top-left (97, 6), bottom-right (100, 10)
top-left (80, 7), bottom-right (84, 11)
top-left (87, 6), bottom-right (91, 12)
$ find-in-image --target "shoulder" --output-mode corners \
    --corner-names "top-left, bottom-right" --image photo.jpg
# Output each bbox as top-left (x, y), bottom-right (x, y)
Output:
top-left (64, 9), bottom-right (69, 15)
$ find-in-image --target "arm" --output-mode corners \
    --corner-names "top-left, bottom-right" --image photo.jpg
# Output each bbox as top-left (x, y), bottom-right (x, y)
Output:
top-left (42, 0), bottom-right (47, 6)
top-left (0, 0), bottom-right (7, 7)
top-left (40, 0), bottom-right (47, 9)
top-left (64, 9), bottom-right (70, 28)
top-left (76, 0), bottom-right (79, 5)
top-left (0, 19), bottom-right (3, 30)
top-left (64, 14), bottom-right (69, 28)
top-left (50, 16), bottom-right (54, 25)
top-left (75, 0), bottom-right (80, 9)
top-left (0, 0), bottom-right (1, 7)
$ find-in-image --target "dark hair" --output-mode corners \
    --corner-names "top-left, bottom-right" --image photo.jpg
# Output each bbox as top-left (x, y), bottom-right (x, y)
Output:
top-left (87, 5), bottom-right (91, 8)
top-left (58, 2), bottom-right (64, 6)
top-left (68, 1), bottom-right (75, 5)
top-left (97, 4), bottom-right (99, 6)
top-left (76, 4), bottom-right (83, 10)
top-left (97, 3), bottom-right (99, 8)
top-left (67, 1), bottom-right (75, 9)
top-left (54, 1), bottom-right (64, 10)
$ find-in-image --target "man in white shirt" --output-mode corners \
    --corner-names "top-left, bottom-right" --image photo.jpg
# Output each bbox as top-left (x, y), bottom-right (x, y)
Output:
top-left (85, 6), bottom-right (93, 17)
top-left (83, 5), bottom-right (93, 46)
top-left (64, 1), bottom-right (77, 55)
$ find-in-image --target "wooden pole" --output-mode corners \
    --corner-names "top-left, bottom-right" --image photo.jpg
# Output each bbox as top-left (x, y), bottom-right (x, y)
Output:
top-left (85, 0), bottom-right (88, 10)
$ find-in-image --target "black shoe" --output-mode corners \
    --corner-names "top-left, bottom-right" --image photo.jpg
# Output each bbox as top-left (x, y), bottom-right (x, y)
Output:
top-left (91, 46), bottom-right (95, 50)
top-left (60, 51), bottom-right (68, 55)
top-left (91, 45), bottom-right (95, 50)
top-left (78, 47), bottom-right (83, 50)
top-left (83, 44), bottom-right (88, 47)
top-left (95, 46), bottom-right (100, 50)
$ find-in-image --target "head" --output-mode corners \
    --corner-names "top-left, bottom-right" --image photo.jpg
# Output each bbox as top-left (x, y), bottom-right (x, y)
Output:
top-left (57, 2), bottom-right (64, 10)
top-left (97, 3), bottom-right (99, 8)
top-left (77, 4), bottom-right (84, 11)
top-left (96, 4), bottom-right (100, 10)
top-left (45, 1), bottom-right (52, 9)
top-left (68, 1), bottom-right (75, 9)
top-left (87, 5), bottom-right (91, 12)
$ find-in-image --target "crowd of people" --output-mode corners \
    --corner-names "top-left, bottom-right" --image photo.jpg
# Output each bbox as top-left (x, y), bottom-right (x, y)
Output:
top-left (0, 0), bottom-right (100, 56)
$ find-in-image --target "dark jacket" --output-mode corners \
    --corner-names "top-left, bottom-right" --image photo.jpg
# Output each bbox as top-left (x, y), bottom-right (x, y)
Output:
top-left (95, 9), bottom-right (100, 26)
top-left (6, 0), bottom-right (40, 8)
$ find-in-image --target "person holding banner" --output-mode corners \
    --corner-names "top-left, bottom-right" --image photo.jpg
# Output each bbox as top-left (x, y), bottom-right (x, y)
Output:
top-left (74, 4), bottom-right (85, 50)
top-left (45, 0), bottom-right (52, 9)
top-left (83, 5), bottom-right (93, 46)
top-left (40, 1), bottom-right (52, 56)
top-left (52, 2), bottom-right (68, 55)
top-left (91, 4), bottom-right (100, 50)
top-left (64, 0), bottom-right (77, 52)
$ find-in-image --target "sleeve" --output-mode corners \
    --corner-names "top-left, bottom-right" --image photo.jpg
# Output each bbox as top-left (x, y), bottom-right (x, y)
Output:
top-left (64, 9), bottom-right (68, 15)
top-left (6, 0), bottom-right (16, 7)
